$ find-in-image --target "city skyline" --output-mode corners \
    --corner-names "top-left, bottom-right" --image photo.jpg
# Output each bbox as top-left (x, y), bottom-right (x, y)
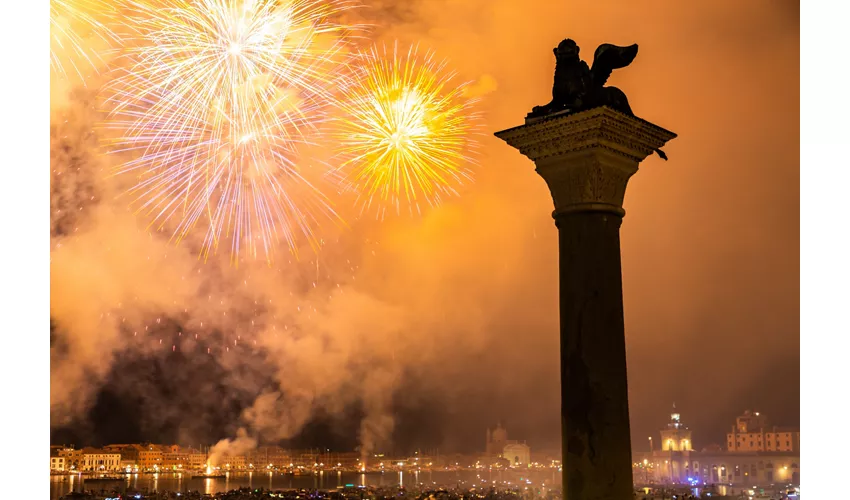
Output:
top-left (51, 405), bottom-right (800, 456)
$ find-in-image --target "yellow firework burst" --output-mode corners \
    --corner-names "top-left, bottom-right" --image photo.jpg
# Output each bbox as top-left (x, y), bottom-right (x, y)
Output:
top-left (103, 0), bottom-right (358, 263)
top-left (51, 0), bottom-right (119, 82)
top-left (334, 43), bottom-right (480, 216)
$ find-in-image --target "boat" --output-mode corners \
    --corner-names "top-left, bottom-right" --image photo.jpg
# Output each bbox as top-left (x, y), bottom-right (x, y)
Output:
top-left (191, 470), bottom-right (227, 479)
top-left (82, 475), bottom-right (124, 482)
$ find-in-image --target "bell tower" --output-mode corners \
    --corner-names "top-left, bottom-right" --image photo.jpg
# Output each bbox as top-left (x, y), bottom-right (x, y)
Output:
top-left (660, 403), bottom-right (693, 452)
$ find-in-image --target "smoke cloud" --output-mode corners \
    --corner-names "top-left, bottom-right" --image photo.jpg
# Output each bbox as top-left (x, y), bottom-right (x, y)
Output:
top-left (208, 428), bottom-right (258, 467)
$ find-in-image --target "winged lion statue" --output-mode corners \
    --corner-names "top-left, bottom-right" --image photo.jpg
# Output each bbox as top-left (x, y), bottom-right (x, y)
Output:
top-left (528, 39), bottom-right (667, 160)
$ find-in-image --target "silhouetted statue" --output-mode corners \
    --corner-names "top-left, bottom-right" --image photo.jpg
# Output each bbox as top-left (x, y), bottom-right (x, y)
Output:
top-left (528, 38), bottom-right (668, 159)
top-left (529, 38), bottom-right (638, 118)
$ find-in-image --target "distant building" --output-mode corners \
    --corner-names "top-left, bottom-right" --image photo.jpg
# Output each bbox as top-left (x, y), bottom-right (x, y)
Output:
top-left (633, 406), bottom-right (800, 487)
top-left (104, 444), bottom-right (142, 467)
top-left (56, 446), bottom-right (83, 470)
top-left (247, 447), bottom-right (291, 468)
top-left (187, 448), bottom-right (207, 469)
top-left (503, 443), bottom-right (531, 466)
top-left (165, 447), bottom-right (207, 470)
top-left (486, 424), bottom-right (508, 455)
top-left (209, 454), bottom-right (247, 469)
top-left (50, 454), bottom-right (66, 471)
top-left (660, 405), bottom-right (693, 452)
top-left (485, 423), bottom-right (532, 467)
top-left (138, 444), bottom-right (165, 470)
top-left (331, 452), bottom-right (362, 469)
top-left (162, 448), bottom-right (191, 470)
top-left (81, 448), bottom-right (122, 472)
top-left (726, 410), bottom-right (800, 452)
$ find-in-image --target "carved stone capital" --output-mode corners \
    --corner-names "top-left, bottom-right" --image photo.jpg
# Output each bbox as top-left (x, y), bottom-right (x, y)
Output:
top-left (495, 107), bottom-right (676, 218)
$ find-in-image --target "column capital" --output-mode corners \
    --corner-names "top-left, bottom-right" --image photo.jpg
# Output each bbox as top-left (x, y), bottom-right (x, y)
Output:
top-left (495, 107), bottom-right (676, 217)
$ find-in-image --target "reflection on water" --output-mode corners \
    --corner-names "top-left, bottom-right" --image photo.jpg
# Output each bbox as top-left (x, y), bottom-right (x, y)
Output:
top-left (51, 469), bottom-right (560, 500)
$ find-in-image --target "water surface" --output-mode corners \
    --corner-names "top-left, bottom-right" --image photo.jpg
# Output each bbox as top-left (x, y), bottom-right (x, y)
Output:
top-left (50, 468), bottom-right (562, 499)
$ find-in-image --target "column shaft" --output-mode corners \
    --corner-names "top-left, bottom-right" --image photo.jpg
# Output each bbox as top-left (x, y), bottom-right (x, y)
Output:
top-left (556, 211), bottom-right (633, 500)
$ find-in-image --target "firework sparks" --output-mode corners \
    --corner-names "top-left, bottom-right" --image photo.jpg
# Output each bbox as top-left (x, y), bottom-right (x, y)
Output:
top-left (51, 0), bottom-right (119, 82)
top-left (103, 0), bottom-right (358, 263)
top-left (333, 43), bottom-right (480, 217)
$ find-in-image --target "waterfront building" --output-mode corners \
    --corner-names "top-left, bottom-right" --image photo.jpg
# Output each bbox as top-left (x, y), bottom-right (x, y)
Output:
top-left (660, 404), bottom-right (693, 452)
top-left (81, 447), bottom-right (122, 471)
top-left (56, 446), bottom-right (84, 470)
top-left (484, 423), bottom-right (532, 468)
top-left (503, 443), bottom-right (531, 466)
top-left (50, 454), bottom-right (66, 471)
top-left (187, 448), bottom-right (207, 469)
top-left (486, 424), bottom-right (508, 456)
top-left (247, 447), bottom-right (288, 468)
top-left (209, 454), bottom-right (247, 469)
top-left (687, 452), bottom-right (800, 485)
top-left (138, 444), bottom-right (165, 470)
top-left (726, 410), bottom-right (800, 452)
top-left (633, 407), bottom-right (800, 486)
top-left (162, 448), bottom-right (191, 469)
top-left (331, 451), bottom-right (362, 469)
top-left (104, 444), bottom-right (142, 466)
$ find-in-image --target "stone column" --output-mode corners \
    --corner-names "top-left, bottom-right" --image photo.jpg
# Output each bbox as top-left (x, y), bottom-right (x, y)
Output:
top-left (495, 107), bottom-right (676, 500)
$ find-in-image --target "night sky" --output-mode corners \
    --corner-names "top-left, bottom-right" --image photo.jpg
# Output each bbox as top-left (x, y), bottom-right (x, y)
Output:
top-left (50, 0), bottom-right (800, 455)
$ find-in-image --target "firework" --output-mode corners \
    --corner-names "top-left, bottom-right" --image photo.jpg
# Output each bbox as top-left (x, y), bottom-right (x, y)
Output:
top-left (103, 0), bottom-right (358, 263)
top-left (51, 0), bottom-right (119, 82)
top-left (333, 43), bottom-right (480, 216)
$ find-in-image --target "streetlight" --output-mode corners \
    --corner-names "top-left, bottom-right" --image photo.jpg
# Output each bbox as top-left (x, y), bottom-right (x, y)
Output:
top-left (648, 437), bottom-right (653, 452)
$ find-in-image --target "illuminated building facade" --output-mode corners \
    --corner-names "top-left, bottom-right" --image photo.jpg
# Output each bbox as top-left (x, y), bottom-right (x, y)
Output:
top-left (633, 407), bottom-right (800, 487)
top-left (660, 405), bottom-right (693, 452)
top-left (646, 405), bottom-right (693, 482)
top-left (503, 443), bottom-right (531, 466)
top-left (104, 444), bottom-right (141, 466)
top-left (187, 448), bottom-right (207, 469)
top-left (726, 410), bottom-right (799, 452)
top-left (81, 448), bottom-right (122, 471)
top-left (57, 446), bottom-right (84, 470)
top-left (162, 448), bottom-right (191, 469)
top-left (138, 444), bottom-right (165, 470)
top-left (209, 454), bottom-right (247, 469)
top-left (329, 452), bottom-right (362, 469)
top-left (246, 447), bottom-right (292, 467)
top-left (50, 455), bottom-right (66, 471)
top-left (687, 454), bottom-right (799, 485)
top-left (485, 423), bottom-right (532, 467)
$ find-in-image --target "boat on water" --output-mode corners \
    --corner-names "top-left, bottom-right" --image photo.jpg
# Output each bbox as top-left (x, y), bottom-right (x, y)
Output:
top-left (190, 468), bottom-right (227, 479)
top-left (82, 475), bottom-right (125, 482)
top-left (193, 465), bottom-right (227, 479)
top-left (193, 473), bottom-right (226, 479)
